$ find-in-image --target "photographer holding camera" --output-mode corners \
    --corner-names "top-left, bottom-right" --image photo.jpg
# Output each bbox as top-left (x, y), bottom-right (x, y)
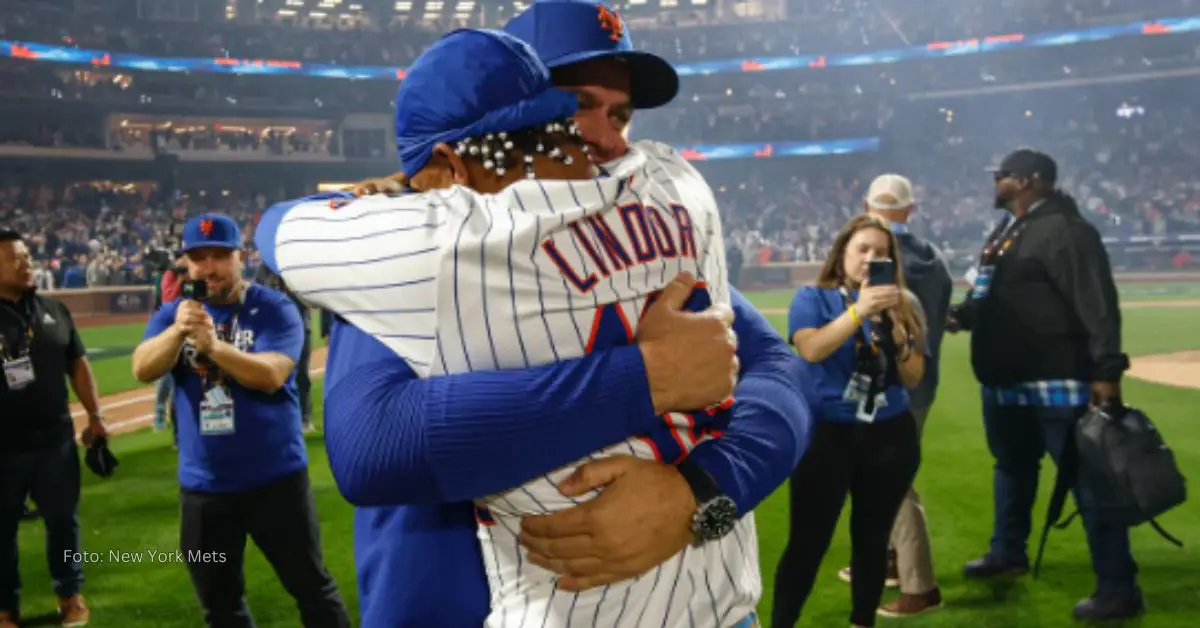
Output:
top-left (773, 214), bottom-right (928, 628)
top-left (131, 214), bottom-right (349, 628)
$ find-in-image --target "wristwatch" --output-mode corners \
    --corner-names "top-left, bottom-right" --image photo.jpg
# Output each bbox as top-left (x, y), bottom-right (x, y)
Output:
top-left (676, 457), bottom-right (738, 546)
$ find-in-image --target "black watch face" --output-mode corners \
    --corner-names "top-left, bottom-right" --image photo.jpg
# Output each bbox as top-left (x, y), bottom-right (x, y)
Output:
top-left (696, 496), bottom-right (739, 541)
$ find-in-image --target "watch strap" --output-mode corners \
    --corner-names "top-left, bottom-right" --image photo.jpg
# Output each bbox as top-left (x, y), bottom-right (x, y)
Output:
top-left (676, 456), bottom-right (721, 504)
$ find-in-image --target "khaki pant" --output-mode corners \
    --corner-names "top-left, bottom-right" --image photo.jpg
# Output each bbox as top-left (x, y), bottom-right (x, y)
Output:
top-left (889, 406), bottom-right (938, 594)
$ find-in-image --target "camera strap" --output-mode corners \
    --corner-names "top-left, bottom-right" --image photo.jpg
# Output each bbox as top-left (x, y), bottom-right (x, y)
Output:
top-left (839, 288), bottom-right (887, 413)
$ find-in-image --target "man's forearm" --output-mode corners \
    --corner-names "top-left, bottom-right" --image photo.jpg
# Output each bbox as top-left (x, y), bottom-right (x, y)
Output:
top-left (325, 287), bottom-right (812, 512)
top-left (324, 322), bottom-right (663, 506)
top-left (686, 289), bottom-right (812, 515)
top-left (70, 358), bottom-right (102, 418)
top-left (132, 328), bottom-right (187, 382)
top-left (206, 342), bottom-right (292, 393)
top-left (687, 361), bottom-right (810, 515)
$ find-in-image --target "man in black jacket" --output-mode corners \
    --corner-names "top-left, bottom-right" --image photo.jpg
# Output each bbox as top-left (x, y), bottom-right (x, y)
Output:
top-left (948, 149), bottom-right (1141, 620)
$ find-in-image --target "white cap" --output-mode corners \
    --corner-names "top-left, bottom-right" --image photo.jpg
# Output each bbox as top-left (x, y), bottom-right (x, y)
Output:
top-left (865, 174), bottom-right (915, 211)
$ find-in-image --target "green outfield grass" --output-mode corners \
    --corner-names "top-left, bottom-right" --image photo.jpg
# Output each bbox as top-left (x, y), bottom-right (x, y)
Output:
top-left (19, 286), bottom-right (1200, 626)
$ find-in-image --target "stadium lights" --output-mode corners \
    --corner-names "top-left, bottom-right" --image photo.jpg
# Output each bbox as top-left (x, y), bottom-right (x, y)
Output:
top-left (348, 3), bottom-right (363, 9)
top-left (427, 1), bottom-right (444, 10)
top-left (277, 8), bottom-right (297, 15)
top-left (423, 11), bottom-right (439, 19)
top-left (628, 0), bottom-right (647, 4)
top-left (286, 0), bottom-right (304, 6)
top-left (456, 1), bottom-right (475, 10)
top-left (395, 1), bottom-right (412, 11)
top-left (662, 0), bottom-right (678, 6)
top-left (311, 10), bottom-right (327, 17)
top-left (692, 0), bottom-right (708, 4)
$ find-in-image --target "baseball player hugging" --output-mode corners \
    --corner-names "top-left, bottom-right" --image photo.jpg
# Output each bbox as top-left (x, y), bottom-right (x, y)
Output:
top-left (260, 29), bottom-right (759, 628)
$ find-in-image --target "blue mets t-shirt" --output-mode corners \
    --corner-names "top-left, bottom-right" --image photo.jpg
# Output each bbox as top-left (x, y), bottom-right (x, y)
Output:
top-left (787, 286), bottom-right (911, 424)
top-left (144, 282), bottom-right (307, 493)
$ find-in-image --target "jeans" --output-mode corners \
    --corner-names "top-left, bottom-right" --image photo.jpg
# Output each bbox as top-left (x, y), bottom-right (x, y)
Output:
top-left (0, 439), bottom-right (84, 615)
top-left (982, 391), bottom-right (1139, 595)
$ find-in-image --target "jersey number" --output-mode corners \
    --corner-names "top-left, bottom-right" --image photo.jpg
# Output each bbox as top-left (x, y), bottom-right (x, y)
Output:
top-left (584, 282), bottom-right (732, 464)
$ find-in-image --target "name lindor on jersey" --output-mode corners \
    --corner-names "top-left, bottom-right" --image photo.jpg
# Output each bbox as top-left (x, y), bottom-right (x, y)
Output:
top-left (264, 141), bottom-right (760, 628)
top-left (541, 198), bottom-right (699, 294)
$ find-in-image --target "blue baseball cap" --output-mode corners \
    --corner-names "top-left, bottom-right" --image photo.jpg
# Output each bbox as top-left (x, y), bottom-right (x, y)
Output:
top-left (180, 213), bottom-right (241, 253)
top-left (503, 0), bottom-right (679, 110)
top-left (394, 28), bottom-right (579, 178)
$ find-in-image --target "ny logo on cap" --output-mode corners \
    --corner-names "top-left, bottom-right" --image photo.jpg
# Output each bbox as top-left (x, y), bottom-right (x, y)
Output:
top-left (597, 5), bottom-right (624, 42)
top-left (199, 218), bottom-right (214, 237)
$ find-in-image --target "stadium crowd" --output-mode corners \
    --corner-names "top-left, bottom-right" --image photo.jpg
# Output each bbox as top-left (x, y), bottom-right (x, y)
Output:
top-left (0, 183), bottom-right (266, 290)
top-left (1, 0), bottom-right (1192, 66)
top-left (717, 92), bottom-right (1200, 266)
top-left (1, 0), bottom-right (1197, 282)
top-left (4, 73), bottom-right (1199, 288)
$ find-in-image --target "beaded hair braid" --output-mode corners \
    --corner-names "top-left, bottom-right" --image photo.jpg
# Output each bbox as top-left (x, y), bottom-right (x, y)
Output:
top-left (452, 117), bottom-right (588, 179)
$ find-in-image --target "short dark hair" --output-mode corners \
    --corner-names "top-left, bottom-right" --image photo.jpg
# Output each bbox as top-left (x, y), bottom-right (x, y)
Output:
top-left (0, 229), bottom-right (21, 243)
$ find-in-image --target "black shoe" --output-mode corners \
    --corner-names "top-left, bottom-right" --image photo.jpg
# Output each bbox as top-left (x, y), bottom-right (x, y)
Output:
top-left (1073, 589), bottom-right (1145, 621)
top-left (963, 554), bottom-right (1029, 580)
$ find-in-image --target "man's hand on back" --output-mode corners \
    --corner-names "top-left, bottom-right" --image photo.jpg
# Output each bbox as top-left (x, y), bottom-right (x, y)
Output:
top-left (520, 455), bottom-right (694, 591)
top-left (638, 272), bottom-right (738, 414)
top-left (519, 272), bottom-right (742, 591)
top-left (346, 173), bottom-right (408, 196)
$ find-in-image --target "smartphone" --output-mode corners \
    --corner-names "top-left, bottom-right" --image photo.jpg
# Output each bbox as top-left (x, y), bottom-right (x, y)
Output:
top-left (181, 279), bottom-right (208, 302)
top-left (868, 259), bottom-right (896, 286)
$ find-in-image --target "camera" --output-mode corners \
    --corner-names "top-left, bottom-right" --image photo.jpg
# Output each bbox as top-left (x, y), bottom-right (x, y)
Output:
top-left (181, 279), bottom-right (208, 302)
top-left (143, 246), bottom-right (173, 273)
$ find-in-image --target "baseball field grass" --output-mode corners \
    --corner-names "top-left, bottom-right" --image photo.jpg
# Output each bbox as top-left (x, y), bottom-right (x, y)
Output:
top-left (14, 283), bottom-right (1200, 627)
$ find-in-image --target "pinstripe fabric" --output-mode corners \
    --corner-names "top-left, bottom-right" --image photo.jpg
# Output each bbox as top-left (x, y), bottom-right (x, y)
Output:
top-left (273, 141), bottom-right (760, 628)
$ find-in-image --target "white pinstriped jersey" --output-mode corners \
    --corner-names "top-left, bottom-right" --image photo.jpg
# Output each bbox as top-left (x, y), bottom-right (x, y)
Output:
top-left (271, 141), bottom-right (760, 628)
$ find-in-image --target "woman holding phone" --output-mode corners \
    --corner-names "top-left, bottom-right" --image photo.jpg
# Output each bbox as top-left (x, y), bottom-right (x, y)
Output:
top-left (772, 214), bottom-right (928, 628)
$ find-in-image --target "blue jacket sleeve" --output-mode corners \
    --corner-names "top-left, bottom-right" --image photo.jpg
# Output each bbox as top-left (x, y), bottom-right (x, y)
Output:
top-left (323, 319), bottom-right (662, 505)
top-left (686, 287), bottom-right (814, 515)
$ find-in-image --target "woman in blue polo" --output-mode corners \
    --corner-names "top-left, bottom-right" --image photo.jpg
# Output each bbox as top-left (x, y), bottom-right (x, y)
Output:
top-left (772, 214), bottom-right (928, 628)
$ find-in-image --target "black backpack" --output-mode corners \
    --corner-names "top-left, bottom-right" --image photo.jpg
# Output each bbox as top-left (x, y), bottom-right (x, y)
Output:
top-left (1033, 405), bottom-right (1187, 578)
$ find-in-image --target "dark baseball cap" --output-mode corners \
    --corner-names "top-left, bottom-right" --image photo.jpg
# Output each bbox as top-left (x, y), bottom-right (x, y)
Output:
top-left (986, 148), bottom-right (1057, 184)
top-left (503, 1), bottom-right (679, 110)
top-left (393, 29), bottom-right (579, 178)
top-left (181, 213), bottom-right (242, 253)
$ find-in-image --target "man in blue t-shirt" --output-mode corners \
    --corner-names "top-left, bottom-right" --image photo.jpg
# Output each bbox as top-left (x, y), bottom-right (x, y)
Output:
top-left (131, 213), bottom-right (349, 628)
